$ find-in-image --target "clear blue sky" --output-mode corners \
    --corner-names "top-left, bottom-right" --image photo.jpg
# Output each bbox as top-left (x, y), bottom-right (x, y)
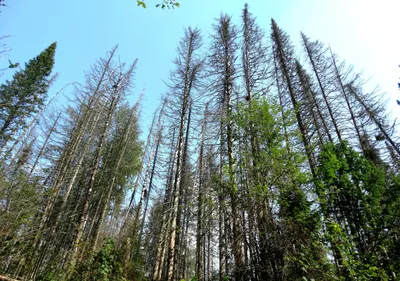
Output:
top-left (1, 0), bottom-right (400, 131)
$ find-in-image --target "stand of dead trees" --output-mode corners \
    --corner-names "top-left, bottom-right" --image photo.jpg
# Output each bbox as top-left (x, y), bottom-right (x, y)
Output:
top-left (1, 4), bottom-right (399, 281)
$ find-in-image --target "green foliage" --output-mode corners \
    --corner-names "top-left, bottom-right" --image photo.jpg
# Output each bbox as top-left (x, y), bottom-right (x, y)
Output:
top-left (0, 167), bottom-right (43, 274)
top-left (0, 42), bottom-right (56, 143)
top-left (316, 141), bottom-right (400, 279)
top-left (96, 104), bottom-right (142, 216)
top-left (37, 271), bottom-right (64, 281)
top-left (233, 97), bottom-right (330, 280)
top-left (7, 60), bottom-right (20, 69)
top-left (137, 0), bottom-right (180, 9)
top-left (137, 0), bottom-right (146, 8)
top-left (68, 238), bottom-right (127, 281)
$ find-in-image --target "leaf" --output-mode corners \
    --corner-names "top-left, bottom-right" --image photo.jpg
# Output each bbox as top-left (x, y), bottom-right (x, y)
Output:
top-left (137, 0), bottom-right (147, 8)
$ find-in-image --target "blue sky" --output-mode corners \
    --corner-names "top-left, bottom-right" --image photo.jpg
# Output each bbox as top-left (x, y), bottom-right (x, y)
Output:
top-left (1, 0), bottom-right (400, 131)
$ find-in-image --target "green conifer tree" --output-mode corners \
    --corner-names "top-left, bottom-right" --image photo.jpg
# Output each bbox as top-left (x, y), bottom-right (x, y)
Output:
top-left (0, 42), bottom-right (57, 146)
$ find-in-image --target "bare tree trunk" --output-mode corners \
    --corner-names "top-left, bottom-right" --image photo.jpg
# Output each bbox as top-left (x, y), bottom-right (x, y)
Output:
top-left (226, 90), bottom-right (246, 281)
top-left (136, 127), bottom-right (162, 256)
top-left (295, 61), bottom-right (326, 146)
top-left (301, 33), bottom-right (342, 142)
top-left (330, 48), bottom-right (364, 150)
top-left (30, 112), bottom-right (62, 174)
top-left (30, 100), bottom-right (103, 280)
top-left (272, 20), bottom-right (317, 177)
top-left (273, 53), bottom-right (291, 154)
top-left (152, 128), bottom-right (177, 281)
top-left (166, 28), bottom-right (201, 281)
top-left (67, 82), bottom-right (121, 275)
top-left (196, 105), bottom-right (207, 281)
top-left (131, 132), bottom-right (157, 238)
top-left (175, 99), bottom-right (193, 281)
top-left (347, 84), bottom-right (400, 156)
top-left (179, 188), bottom-right (191, 281)
top-left (218, 124), bottom-right (227, 281)
top-left (166, 99), bottom-right (188, 281)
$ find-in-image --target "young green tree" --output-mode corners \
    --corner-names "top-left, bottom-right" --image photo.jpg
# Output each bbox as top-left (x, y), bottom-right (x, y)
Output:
top-left (233, 97), bottom-right (330, 281)
top-left (316, 141), bottom-right (400, 280)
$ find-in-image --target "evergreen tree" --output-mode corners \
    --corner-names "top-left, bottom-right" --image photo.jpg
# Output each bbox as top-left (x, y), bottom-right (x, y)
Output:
top-left (0, 42), bottom-right (56, 147)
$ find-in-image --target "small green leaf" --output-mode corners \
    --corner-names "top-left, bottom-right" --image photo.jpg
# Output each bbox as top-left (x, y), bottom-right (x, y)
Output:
top-left (137, 1), bottom-right (147, 8)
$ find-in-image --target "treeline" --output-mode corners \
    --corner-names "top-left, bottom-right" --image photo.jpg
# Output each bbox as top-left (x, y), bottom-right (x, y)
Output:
top-left (1, 4), bottom-right (400, 281)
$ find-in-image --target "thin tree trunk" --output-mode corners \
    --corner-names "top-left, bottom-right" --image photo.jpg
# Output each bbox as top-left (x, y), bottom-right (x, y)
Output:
top-left (30, 101), bottom-right (103, 280)
top-left (272, 22), bottom-right (317, 177)
top-left (175, 99), bottom-right (193, 281)
top-left (301, 33), bottom-right (342, 142)
top-left (295, 61), bottom-right (326, 146)
top-left (136, 127), bottom-right (162, 257)
top-left (166, 29), bottom-right (199, 281)
top-left (348, 85), bottom-right (400, 156)
top-left (166, 102), bottom-right (188, 281)
top-left (218, 126), bottom-right (226, 281)
top-left (273, 53), bottom-right (291, 154)
top-left (30, 112), bottom-right (62, 174)
top-left (330, 48), bottom-right (364, 150)
top-left (152, 128), bottom-right (177, 281)
top-left (196, 105), bottom-right (208, 281)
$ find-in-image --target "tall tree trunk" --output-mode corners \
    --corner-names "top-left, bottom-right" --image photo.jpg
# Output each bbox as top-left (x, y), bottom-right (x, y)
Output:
top-left (330, 48), bottom-right (364, 151)
top-left (68, 83), bottom-right (121, 275)
top-left (301, 33), bottom-right (342, 142)
top-left (152, 128), bottom-right (177, 281)
top-left (30, 112), bottom-right (62, 174)
top-left (166, 96), bottom-right (189, 281)
top-left (196, 105), bottom-right (208, 281)
top-left (166, 28), bottom-right (200, 281)
top-left (347, 84), bottom-right (400, 156)
top-left (272, 20), bottom-right (317, 177)
top-left (295, 60), bottom-right (327, 146)
top-left (175, 99), bottom-right (193, 281)
top-left (136, 126), bottom-right (162, 257)
top-left (30, 100), bottom-right (104, 280)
